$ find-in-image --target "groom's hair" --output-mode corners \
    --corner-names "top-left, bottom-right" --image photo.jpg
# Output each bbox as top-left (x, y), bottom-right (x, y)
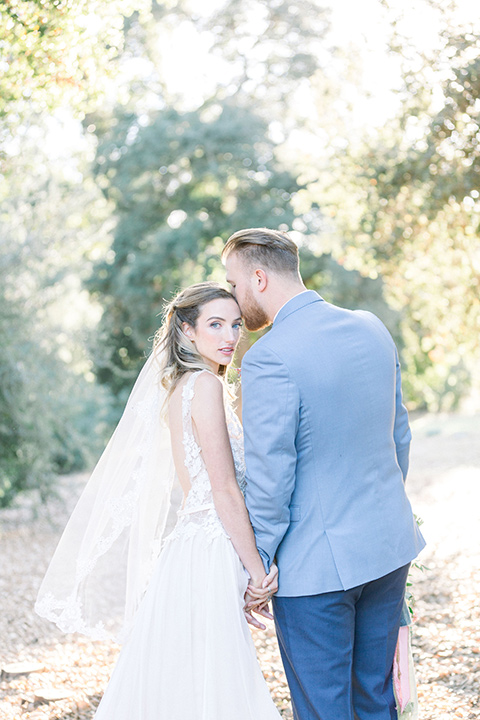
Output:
top-left (222, 227), bottom-right (299, 277)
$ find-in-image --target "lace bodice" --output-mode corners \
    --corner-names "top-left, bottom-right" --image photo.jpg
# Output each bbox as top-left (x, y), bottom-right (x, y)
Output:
top-left (164, 370), bottom-right (246, 545)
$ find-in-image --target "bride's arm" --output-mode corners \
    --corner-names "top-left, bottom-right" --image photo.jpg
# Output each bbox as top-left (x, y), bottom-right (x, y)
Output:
top-left (191, 372), bottom-right (268, 590)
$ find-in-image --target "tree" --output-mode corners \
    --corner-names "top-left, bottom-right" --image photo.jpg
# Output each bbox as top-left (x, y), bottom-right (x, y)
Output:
top-left (0, 125), bottom-right (114, 505)
top-left (0, 0), bottom-right (334, 502)
top-left (0, 0), bottom-right (151, 132)
top-left (0, 0), bottom-right (149, 504)
top-left (201, 0), bottom-right (329, 109)
top-left (310, 15), bottom-right (480, 409)
top-left (89, 99), bottom-right (311, 393)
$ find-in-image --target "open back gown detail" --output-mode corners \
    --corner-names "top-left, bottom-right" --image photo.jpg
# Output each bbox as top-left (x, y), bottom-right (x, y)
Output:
top-left (93, 370), bottom-right (281, 720)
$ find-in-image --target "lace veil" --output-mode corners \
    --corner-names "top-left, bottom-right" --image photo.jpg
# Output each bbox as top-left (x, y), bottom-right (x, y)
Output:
top-left (35, 352), bottom-right (175, 643)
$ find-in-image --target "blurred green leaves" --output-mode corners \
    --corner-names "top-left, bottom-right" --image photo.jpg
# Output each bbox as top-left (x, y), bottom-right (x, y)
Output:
top-left (0, 0), bottom-right (148, 506)
top-left (88, 100), bottom-right (306, 391)
top-left (0, 290), bottom-right (112, 507)
top-left (0, 0), bottom-right (151, 129)
top-left (307, 17), bottom-right (480, 410)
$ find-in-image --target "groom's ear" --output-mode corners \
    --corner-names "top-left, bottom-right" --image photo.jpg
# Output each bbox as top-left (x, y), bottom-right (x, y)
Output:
top-left (253, 268), bottom-right (268, 292)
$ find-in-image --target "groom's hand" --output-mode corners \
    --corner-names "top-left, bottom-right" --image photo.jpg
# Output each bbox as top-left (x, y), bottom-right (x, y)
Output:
top-left (247, 562), bottom-right (278, 601)
top-left (243, 563), bottom-right (278, 629)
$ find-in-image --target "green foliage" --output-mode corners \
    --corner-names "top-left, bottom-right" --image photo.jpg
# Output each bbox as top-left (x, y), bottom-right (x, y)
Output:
top-left (88, 99), bottom-right (308, 392)
top-left (298, 247), bottom-right (402, 352)
top-left (0, 0), bottom-right (152, 506)
top-left (2, 0), bottom-right (477, 510)
top-left (0, 0), bottom-right (331, 504)
top-left (0, 279), bottom-right (113, 507)
top-left (0, 0), bottom-right (151, 129)
top-left (363, 29), bottom-right (479, 409)
top-left (202, 0), bottom-right (329, 106)
top-left (0, 114), bottom-right (115, 506)
top-left (308, 22), bottom-right (480, 410)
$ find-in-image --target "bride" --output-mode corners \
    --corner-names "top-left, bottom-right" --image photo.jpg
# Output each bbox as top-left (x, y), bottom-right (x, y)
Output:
top-left (36, 281), bottom-right (282, 719)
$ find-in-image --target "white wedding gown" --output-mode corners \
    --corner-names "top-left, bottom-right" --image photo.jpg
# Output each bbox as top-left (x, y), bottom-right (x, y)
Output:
top-left (93, 370), bottom-right (281, 720)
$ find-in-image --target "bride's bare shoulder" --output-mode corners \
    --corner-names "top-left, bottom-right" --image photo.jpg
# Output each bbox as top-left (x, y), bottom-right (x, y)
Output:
top-left (169, 371), bottom-right (222, 410)
top-left (191, 371), bottom-right (225, 418)
top-left (194, 369), bottom-right (223, 389)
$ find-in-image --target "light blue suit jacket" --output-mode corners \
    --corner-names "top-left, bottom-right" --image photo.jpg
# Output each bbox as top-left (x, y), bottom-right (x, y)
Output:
top-left (242, 291), bottom-right (425, 596)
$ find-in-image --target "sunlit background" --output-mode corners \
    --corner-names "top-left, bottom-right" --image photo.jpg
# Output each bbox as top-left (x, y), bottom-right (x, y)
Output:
top-left (1, 0), bottom-right (479, 506)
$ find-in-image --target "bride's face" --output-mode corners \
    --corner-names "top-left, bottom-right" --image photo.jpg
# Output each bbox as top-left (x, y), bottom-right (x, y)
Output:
top-left (184, 297), bottom-right (242, 373)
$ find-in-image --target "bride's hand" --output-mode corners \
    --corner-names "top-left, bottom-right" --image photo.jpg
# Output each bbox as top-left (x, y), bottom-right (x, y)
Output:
top-left (243, 591), bottom-right (273, 630)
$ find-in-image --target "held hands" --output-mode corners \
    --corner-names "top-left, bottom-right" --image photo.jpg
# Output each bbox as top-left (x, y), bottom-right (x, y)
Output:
top-left (243, 563), bottom-right (278, 630)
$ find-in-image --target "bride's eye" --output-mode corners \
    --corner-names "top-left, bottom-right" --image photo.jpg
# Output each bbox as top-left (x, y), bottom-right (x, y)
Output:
top-left (210, 322), bottom-right (221, 329)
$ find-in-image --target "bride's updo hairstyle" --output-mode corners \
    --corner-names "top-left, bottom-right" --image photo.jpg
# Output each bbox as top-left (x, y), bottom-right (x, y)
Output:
top-left (154, 281), bottom-right (237, 396)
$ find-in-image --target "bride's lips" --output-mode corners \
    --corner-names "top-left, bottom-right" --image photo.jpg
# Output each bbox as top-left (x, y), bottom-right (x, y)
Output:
top-left (219, 347), bottom-right (234, 356)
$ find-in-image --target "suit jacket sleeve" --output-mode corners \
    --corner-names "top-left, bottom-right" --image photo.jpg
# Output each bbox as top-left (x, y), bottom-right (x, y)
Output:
top-left (241, 343), bottom-right (300, 572)
top-left (357, 310), bottom-right (412, 483)
top-left (393, 346), bottom-right (411, 481)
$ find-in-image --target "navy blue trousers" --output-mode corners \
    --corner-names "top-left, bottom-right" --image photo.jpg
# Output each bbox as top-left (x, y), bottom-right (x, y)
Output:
top-left (273, 564), bottom-right (410, 720)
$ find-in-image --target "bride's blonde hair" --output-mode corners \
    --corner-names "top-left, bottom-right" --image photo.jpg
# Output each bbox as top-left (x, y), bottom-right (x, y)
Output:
top-left (154, 282), bottom-right (238, 397)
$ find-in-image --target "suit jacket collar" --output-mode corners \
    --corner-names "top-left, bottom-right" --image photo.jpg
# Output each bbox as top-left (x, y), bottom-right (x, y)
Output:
top-left (272, 290), bottom-right (323, 327)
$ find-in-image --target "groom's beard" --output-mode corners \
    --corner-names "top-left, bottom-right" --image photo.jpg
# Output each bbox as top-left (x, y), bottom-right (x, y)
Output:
top-left (240, 287), bottom-right (270, 332)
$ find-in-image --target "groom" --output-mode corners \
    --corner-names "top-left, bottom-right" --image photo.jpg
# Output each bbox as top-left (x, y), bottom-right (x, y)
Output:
top-left (222, 228), bottom-right (425, 720)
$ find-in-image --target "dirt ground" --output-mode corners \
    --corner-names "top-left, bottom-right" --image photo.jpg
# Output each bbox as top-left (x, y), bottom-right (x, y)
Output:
top-left (0, 410), bottom-right (479, 720)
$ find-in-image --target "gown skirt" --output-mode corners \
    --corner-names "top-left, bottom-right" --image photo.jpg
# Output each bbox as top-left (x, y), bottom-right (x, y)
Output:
top-left (93, 520), bottom-right (281, 720)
